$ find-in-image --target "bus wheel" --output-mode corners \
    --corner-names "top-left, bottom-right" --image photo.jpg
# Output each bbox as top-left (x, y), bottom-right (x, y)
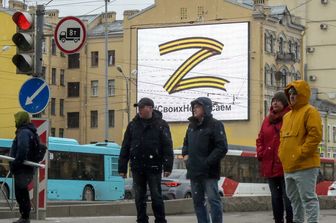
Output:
top-left (124, 191), bottom-right (132, 199)
top-left (83, 186), bottom-right (94, 201)
top-left (0, 184), bottom-right (9, 200)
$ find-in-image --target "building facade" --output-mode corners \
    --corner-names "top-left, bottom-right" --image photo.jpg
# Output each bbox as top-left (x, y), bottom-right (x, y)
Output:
top-left (1, 0), bottom-right (306, 150)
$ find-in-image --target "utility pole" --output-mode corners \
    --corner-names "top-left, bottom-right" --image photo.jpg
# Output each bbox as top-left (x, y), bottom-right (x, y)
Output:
top-left (104, 0), bottom-right (109, 141)
top-left (35, 5), bottom-right (44, 77)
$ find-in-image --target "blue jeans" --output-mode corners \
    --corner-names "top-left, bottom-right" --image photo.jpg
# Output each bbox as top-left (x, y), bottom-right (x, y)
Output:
top-left (191, 178), bottom-right (223, 223)
top-left (268, 177), bottom-right (293, 223)
top-left (285, 168), bottom-right (319, 223)
top-left (132, 172), bottom-right (166, 223)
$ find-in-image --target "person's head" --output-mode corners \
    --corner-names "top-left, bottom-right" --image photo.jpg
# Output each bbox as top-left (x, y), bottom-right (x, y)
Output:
top-left (134, 97), bottom-right (154, 119)
top-left (288, 87), bottom-right (298, 106)
top-left (190, 97), bottom-right (212, 121)
top-left (285, 80), bottom-right (311, 108)
top-left (14, 111), bottom-right (30, 128)
top-left (271, 91), bottom-right (288, 113)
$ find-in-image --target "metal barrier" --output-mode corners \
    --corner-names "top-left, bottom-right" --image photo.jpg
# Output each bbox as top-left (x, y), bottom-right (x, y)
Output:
top-left (0, 154), bottom-right (45, 220)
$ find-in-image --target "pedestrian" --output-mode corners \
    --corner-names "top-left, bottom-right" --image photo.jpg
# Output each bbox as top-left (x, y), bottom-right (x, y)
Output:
top-left (182, 97), bottom-right (228, 223)
top-left (118, 97), bottom-right (174, 223)
top-left (279, 80), bottom-right (322, 223)
top-left (256, 91), bottom-right (293, 223)
top-left (10, 111), bottom-right (36, 223)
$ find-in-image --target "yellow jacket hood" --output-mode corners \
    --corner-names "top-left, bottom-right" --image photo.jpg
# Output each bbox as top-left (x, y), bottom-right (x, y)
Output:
top-left (285, 80), bottom-right (310, 110)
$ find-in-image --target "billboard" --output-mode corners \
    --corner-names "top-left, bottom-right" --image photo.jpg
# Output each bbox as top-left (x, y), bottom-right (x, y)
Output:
top-left (137, 22), bottom-right (249, 122)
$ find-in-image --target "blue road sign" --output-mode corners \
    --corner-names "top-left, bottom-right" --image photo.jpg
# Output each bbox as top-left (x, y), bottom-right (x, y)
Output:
top-left (19, 78), bottom-right (50, 114)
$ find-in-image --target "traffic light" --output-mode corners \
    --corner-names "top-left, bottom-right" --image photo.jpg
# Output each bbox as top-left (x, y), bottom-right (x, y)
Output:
top-left (12, 11), bottom-right (35, 75)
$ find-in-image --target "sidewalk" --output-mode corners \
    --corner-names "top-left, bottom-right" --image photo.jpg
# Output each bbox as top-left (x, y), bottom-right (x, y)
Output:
top-left (1, 210), bottom-right (335, 223)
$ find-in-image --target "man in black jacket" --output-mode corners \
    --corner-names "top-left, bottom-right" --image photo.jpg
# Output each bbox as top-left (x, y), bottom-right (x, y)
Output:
top-left (118, 97), bottom-right (174, 223)
top-left (10, 111), bottom-right (36, 223)
top-left (182, 97), bottom-right (228, 223)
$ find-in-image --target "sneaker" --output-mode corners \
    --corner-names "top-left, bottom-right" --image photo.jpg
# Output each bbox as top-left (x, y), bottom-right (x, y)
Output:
top-left (12, 218), bottom-right (30, 223)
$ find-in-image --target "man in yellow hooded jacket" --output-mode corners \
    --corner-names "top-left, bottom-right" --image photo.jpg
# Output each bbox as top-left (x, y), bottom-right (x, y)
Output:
top-left (279, 80), bottom-right (322, 223)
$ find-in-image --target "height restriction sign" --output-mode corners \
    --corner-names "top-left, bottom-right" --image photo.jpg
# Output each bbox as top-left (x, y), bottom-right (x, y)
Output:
top-left (54, 16), bottom-right (86, 54)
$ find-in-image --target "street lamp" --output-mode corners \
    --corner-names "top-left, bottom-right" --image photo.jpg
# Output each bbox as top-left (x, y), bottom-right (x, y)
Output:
top-left (117, 66), bottom-right (130, 123)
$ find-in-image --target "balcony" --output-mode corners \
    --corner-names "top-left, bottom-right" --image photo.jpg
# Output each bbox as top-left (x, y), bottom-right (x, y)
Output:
top-left (276, 52), bottom-right (295, 63)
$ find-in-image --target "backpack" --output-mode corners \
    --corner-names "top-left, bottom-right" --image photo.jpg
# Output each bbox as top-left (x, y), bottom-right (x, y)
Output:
top-left (28, 133), bottom-right (47, 163)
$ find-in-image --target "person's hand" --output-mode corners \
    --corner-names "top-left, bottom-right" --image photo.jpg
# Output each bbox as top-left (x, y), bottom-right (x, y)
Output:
top-left (183, 155), bottom-right (189, 161)
top-left (119, 173), bottom-right (127, 178)
top-left (163, 172), bottom-right (171, 177)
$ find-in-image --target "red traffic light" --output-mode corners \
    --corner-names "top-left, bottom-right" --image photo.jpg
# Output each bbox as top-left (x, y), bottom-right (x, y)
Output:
top-left (12, 12), bottom-right (33, 31)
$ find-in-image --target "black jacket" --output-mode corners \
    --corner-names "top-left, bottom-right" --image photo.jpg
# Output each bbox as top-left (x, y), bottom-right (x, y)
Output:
top-left (182, 97), bottom-right (228, 180)
top-left (118, 110), bottom-right (174, 174)
top-left (10, 123), bottom-right (36, 174)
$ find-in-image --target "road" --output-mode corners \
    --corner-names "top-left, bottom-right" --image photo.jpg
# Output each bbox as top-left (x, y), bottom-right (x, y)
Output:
top-left (0, 210), bottom-right (335, 223)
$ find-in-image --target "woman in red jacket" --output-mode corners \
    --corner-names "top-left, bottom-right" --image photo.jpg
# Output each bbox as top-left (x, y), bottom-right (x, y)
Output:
top-left (256, 92), bottom-right (293, 223)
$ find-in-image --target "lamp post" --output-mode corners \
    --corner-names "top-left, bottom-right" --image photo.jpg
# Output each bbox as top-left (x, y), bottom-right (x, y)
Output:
top-left (117, 66), bottom-right (130, 123)
top-left (104, 0), bottom-right (109, 142)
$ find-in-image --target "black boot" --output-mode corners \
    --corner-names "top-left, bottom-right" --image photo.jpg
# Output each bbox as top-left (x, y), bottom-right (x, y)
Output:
top-left (12, 218), bottom-right (30, 223)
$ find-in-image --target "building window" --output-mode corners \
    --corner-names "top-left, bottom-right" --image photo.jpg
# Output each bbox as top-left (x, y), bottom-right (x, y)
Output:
top-left (90, 110), bottom-right (98, 128)
top-left (59, 128), bottom-right (64, 138)
top-left (60, 69), bottom-right (65, 86)
top-left (68, 53), bottom-right (80, 69)
top-left (197, 6), bottom-right (204, 17)
top-left (264, 64), bottom-right (270, 86)
top-left (68, 82), bottom-right (80, 97)
top-left (91, 51), bottom-right (99, 67)
top-left (108, 79), bottom-right (115, 96)
top-left (270, 34), bottom-right (275, 53)
top-left (60, 51), bottom-right (65, 57)
top-left (328, 125), bottom-right (331, 142)
top-left (91, 80), bottom-right (98, 96)
top-left (180, 8), bottom-right (187, 20)
top-left (270, 66), bottom-right (275, 86)
top-left (41, 66), bottom-right (46, 80)
top-left (278, 37), bottom-right (285, 54)
top-left (108, 50), bottom-right (115, 66)
top-left (60, 99), bottom-right (64, 116)
top-left (264, 32), bottom-right (271, 53)
top-left (51, 38), bottom-right (56, 55)
top-left (51, 68), bottom-right (56, 85)
top-left (51, 98), bottom-right (56, 115)
top-left (67, 112), bottom-right (79, 128)
top-left (51, 128), bottom-right (56, 137)
top-left (333, 126), bottom-right (336, 143)
top-left (294, 42), bottom-right (300, 60)
top-left (109, 110), bottom-right (115, 127)
top-left (42, 39), bottom-right (46, 54)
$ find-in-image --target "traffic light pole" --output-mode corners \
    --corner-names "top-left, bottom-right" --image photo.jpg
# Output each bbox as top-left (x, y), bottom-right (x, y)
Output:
top-left (35, 5), bottom-right (45, 77)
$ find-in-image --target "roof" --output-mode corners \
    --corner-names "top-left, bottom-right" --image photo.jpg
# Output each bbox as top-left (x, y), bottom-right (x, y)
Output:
top-left (88, 20), bottom-right (123, 37)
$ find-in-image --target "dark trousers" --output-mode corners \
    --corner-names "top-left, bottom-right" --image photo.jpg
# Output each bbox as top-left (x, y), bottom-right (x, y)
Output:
top-left (268, 177), bottom-right (293, 223)
top-left (14, 172), bottom-right (33, 219)
top-left (132, 171), bottom-right (166, 223)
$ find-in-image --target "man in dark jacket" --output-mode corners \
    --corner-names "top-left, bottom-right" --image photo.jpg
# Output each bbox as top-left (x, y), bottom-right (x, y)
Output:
top-left (182, 97), bottom-right (228, 223)
top-left (118, 97), bottom-right (174, 223)
top-left (10, 111), bottom-right (36, 223)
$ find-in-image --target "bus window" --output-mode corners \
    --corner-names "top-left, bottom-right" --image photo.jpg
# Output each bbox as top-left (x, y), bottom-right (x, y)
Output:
top-left (111, 156), bottom-right (119, 176)
top-left (321, 162), bottom-right (334, 181)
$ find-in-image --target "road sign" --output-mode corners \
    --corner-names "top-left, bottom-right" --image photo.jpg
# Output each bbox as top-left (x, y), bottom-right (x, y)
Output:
top-left (19, 78), bottom-right (50, 114)
top-left (54, 16), bottom-right (86, 54)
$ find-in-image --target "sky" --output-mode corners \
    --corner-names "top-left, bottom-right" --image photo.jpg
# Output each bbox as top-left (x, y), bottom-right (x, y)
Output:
top-left (3, 0), bottom-right (154, 19)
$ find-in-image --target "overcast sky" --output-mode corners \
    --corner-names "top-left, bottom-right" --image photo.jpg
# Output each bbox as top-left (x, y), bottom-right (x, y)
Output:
top-left (3, 0), bottom-right (154, 19)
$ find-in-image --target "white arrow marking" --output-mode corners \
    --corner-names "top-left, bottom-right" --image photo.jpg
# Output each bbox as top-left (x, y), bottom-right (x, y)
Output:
top-left (25, 81), bottom-right (47, 106)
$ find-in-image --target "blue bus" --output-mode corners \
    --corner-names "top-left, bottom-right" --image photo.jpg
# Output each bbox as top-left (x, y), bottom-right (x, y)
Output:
top-left (0, 137), bottom-right (124, 201)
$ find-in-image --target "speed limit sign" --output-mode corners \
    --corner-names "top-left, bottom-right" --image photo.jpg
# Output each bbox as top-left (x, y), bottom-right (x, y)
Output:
top-left (54, 16), bottom-right (87, 54)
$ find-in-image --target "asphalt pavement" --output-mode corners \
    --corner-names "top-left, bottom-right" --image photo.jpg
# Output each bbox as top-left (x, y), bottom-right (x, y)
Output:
top-left (1, 210), bottom-right (336, 223)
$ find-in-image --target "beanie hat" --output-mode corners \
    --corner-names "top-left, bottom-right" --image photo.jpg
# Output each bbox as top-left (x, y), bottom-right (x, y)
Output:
top-left (272, 91), bottom-right (288, 107)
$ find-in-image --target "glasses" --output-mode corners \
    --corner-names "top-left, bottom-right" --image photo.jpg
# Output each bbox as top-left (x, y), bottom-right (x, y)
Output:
top-left (288, 88), bottom-right (297, 95)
